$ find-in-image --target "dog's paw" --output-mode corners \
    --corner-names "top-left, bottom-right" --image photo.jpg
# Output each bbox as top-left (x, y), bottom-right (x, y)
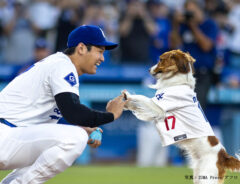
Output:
top-left (121, 90), bottom-right (132, 110)
top-left (121, 90), bottom-right (131, 100)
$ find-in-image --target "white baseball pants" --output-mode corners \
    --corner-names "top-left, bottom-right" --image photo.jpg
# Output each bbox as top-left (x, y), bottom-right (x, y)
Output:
top-left (0, 123), bottom-right (88, 184)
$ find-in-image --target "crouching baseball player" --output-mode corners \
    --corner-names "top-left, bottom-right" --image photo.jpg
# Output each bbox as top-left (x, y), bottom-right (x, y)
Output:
top-left (0, 25), bottom-right (127, 184)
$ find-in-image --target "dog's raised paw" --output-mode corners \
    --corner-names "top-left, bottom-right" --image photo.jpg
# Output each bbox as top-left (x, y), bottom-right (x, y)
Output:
top-left (122, 90), bottom-right (131, 100)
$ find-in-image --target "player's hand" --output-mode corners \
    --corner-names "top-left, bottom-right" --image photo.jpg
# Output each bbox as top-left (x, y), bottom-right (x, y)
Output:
top-left (87, 127), bottom-right (103, 148)
top-left (106, 94), bottom-right (128, 120)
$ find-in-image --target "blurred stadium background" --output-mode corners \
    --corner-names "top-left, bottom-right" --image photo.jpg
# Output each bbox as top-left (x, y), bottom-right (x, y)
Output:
top-left (1, 0), bottom-right (240, 183)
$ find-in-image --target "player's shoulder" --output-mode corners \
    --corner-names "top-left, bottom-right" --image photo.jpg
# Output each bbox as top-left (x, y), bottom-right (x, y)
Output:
top-left (44, 52), bottom-right (71, 64)
top-left (41, 52), bottom-right (75, 70)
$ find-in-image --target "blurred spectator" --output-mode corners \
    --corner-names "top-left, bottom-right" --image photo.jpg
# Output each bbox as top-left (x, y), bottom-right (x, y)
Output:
top-left (18, 38), bottom-right (51, 74)
top-left (1, 0), bottom-right (36, 65)
top-left (226, 0), bottom-right (240, 68)
top-left (33, 38), bottom-right (51, 62)
top-left (28, 0), bottom-right (60, 38)
top-left (83, 2), bottom-right (119, 45)
top-left (0, 0), bottom-right (8, 62)
top-left (204, 0), bottom-right (220, 17)
top-left (147, 0), bottom-right (171, 63)
top-left (170, 0), bottom-right (219, 109)
top-left (55, 0), bottom-right (84, 51)
top-left (119, 0), bottom-right (156, 63)
top-left (211, 2), bottom-right (232, 86)
top-left (228, 75), bottom-right (240, 88)
top-left (82, 2), bottom-right (118, 64)
top-left (103, 3), bottom-right (120, 44)
top-left (102, 3), bottom-right (120, 62)
top-left (82, 2), bottom-right (106, 27)
top-left (210, 0), bottom-right (240, 88)
top-left (161, 0), bottom-right (185, 11)
top-left (212, 2), bottom-right (231, 56)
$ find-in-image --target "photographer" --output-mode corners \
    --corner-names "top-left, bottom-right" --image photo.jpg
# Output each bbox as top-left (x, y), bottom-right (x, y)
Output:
top-left (119, 0), bottom-right (156, 63)
top-left (170, 0), bottom-right (219, 109)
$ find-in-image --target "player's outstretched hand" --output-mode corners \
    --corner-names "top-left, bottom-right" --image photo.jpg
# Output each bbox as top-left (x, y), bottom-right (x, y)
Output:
top-left (106, 94), bottom-right (128, 120)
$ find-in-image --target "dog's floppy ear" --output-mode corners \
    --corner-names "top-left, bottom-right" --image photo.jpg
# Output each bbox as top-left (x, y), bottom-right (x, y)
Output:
top-left (154, 52), bottom-right (179, 73)
top-left (172, 50), bottom-right (195, 74)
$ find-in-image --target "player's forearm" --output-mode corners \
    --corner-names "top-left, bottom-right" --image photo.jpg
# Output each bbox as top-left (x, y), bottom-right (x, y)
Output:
top-left (55, 92), bottom-right (114, 127)
top-left (68, 105), bottom-right (114, 127)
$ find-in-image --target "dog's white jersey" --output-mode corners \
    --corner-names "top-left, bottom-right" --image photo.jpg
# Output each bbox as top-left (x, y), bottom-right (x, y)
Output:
top-left (152, 85), bottom-right (214, 146)
top-left (0, 52), bottom-right (79, 126)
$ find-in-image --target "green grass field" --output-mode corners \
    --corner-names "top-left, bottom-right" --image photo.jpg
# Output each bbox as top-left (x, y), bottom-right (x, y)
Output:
top-left (0, 165), bottom-right (240, 184)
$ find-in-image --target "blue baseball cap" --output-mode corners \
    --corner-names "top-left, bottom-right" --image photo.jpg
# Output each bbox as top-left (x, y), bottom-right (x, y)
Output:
top-left (67, 25), bottom-right (118, 50)
top-left (35, 38), bottom-right (49, 49)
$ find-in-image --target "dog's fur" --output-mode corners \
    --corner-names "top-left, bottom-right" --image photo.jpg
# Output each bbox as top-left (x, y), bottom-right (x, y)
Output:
top-left (123, 50), bottom-right (240, 184)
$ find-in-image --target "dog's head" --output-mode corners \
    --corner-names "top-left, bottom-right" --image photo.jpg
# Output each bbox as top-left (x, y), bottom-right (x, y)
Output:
top-left (150, 50), bottom-right (196, 79)
top-left (149, 50), bottom-right (196, 89)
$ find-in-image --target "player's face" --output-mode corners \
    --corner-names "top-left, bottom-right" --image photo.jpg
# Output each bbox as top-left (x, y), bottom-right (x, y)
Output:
top-left (82, 46), bottom-right (105, 74)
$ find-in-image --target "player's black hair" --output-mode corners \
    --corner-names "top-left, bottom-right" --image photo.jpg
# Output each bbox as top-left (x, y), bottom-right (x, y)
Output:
top-left (63, 45), bottom-right (93, 55)
top-left (86, 45), bottom-right (93, 51)
top-left (63, 47), bottom-right (76, 55)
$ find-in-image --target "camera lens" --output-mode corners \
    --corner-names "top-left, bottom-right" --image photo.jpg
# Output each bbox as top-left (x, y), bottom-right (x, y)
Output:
top-left (184, 11), bottom-right (194, 21)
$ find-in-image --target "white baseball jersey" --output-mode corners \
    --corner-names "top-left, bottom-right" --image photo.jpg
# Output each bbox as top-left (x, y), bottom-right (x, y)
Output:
top-left (152, 85), bottom-right (214, 146)
top-left (0, 52), bottom-right (79, 127)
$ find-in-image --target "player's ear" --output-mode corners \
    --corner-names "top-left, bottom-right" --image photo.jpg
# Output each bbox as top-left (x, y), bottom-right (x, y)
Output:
top-left (76, 42), bottom-right (87, 55)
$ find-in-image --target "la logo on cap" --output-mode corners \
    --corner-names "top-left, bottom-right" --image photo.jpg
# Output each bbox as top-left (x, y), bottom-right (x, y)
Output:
top-left (99, 28), bottom-right (106, 39)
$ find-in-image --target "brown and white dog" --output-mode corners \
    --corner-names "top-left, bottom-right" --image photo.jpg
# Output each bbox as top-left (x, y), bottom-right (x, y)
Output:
top-left (123, 50), bottom-right (240, 184)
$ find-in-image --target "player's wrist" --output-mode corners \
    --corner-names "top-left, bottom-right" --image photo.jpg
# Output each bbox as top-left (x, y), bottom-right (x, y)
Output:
top-left (81, 127), bottom-right (94, 135)
top-left (107, 111), bottom-right (116, 120)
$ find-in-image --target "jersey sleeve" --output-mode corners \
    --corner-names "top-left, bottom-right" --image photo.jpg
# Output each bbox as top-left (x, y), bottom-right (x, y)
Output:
top-left (48, 61), bottom-right (79, 96)
top-left (151, 90), bottom-right (181, 112)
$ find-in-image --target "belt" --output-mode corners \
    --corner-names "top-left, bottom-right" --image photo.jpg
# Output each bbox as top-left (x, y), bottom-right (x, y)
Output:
top-left (0, 118), bottom-right (17, 127)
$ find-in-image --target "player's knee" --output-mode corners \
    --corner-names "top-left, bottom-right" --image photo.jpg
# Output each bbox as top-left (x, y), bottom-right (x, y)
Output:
top-left (73, 127), bottom-right (88, 145)
top-left (55, 128), bottom-right (88, 167)
top-left (75, 128), bottom-right (88, 153)
top-left (62, 127), bottom-right (88, 153)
